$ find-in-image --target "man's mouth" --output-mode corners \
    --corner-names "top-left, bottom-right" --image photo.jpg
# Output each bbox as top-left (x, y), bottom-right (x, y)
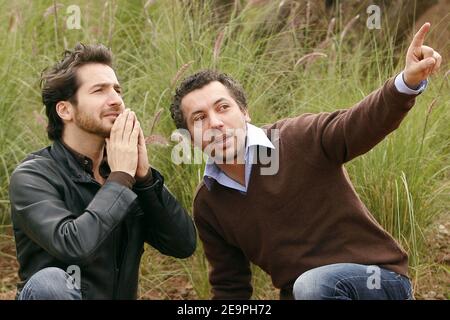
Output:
top-left (103, 112), bottom-right (119, 119)
top-left (212, 134), bottom-right (233, 145)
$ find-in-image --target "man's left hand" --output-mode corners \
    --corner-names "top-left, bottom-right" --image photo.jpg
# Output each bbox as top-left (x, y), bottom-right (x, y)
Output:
top-left (136, 125), bottom-right (151, 179)
top-left (403, 22), bottom-right (442, 89)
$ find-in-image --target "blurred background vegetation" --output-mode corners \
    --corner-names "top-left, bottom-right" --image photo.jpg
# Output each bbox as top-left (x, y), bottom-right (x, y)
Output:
top-left (0, 0), bottom-right (448, 299)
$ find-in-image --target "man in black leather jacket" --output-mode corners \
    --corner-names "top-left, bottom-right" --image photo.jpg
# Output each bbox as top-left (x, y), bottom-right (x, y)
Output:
top-left (9, 43), bottom-right (197, 300)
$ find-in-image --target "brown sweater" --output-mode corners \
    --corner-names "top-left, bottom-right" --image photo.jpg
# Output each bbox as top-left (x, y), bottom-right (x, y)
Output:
top-left (193, 77), bottom-right (418, 300)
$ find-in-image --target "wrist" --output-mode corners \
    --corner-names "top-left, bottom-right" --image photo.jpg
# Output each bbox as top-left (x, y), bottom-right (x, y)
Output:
top-left (402, 71), bottom-right (421, 90)
top-left (135, 164), bottom-right (150, 178)
top-left (135, 167), bottom-right (153, 186)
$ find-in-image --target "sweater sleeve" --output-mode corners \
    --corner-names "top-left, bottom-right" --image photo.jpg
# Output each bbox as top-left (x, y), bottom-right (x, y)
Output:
top-left (194, 196), bottom-right (253, 300)
top-left (280, 76), bottom-right (420, 165)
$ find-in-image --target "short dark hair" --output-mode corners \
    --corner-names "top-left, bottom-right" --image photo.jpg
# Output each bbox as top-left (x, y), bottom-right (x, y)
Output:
top-left (170, 70), bottom-right (248, 129)
top-left (40, 43), bottom-right (113, 140)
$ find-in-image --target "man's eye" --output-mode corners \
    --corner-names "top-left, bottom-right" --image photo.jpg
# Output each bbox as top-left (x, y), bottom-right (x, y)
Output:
top-left (94, 89), bottom-right (102, 93)
top-left (219, 104), bottom-right (229, 110)
top-left (193, 115), bottom-right (205, 122)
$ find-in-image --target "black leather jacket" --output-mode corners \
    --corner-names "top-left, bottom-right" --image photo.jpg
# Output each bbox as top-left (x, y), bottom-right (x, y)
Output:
top-left (9, 140), bottom-right (196, 299)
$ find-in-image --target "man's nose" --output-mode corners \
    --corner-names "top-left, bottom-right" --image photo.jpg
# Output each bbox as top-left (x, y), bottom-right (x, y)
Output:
top-left (209, 113), bottom-right (224, 129)
top-left (106, 89), bottom-right (123, 109)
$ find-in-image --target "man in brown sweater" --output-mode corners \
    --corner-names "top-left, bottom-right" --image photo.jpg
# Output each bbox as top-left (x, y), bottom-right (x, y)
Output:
top-left (170, 23), bottom-right (441, 299)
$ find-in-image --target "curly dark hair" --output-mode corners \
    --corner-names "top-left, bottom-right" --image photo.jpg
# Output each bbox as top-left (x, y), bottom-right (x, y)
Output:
top-left (170, 70), bottom-right (248, 129)
top-left (40, 43), bottom-right (113, 140)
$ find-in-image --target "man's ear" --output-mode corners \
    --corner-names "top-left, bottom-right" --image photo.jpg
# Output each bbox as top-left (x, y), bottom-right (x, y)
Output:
top-left (56, 101), bottom-right (74, 122)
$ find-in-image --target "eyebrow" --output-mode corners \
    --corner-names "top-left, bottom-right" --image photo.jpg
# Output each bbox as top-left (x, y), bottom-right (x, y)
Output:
top-left (89, 82), bottom-right (122, 91)
top-left (189, 98), bottom-right (228, 119)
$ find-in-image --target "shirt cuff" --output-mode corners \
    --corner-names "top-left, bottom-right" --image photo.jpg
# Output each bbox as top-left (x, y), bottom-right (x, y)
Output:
top-left (394, 71), bottom-right (428, 95)
top-left (134, 168), bottom-right (154, 188)
top-left (107, 171), bottom-right (135, 189)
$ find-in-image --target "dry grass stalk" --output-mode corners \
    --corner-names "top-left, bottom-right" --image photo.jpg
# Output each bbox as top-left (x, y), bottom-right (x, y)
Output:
top-left (295, 52), bottom-right (327, 68)
top-left (340, 14), bottom-right (359, 43)
top-left (171, 61), bottom-right (195, 88)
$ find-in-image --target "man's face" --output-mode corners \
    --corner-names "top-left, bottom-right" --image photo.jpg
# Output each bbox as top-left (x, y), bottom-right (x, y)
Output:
top-left (180, 81), bottom-right (250, 163)
top-left (70, 63), bottom-right (124, 138)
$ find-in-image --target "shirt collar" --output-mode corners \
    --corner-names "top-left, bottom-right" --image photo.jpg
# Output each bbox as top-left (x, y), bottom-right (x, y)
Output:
top-left (60, 140), bottom-right (110, 178)
top-left (203, 123), bottom-right (274, 190)
top-left (245, 122), bottom-right (275, 150)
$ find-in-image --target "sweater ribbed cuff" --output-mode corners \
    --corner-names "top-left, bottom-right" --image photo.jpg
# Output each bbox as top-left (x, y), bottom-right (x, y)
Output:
top-left (107, 171), bottom-right (135, 189)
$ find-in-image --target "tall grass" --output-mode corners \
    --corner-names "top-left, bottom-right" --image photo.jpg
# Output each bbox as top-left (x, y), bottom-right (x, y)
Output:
top-left (0, 0), bottom-right (448, 299)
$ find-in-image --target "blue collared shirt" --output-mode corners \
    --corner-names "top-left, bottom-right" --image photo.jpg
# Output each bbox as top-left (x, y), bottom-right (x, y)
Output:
top-left (203, 72), bottom-right (427, 193)
top-left (204, 123), bottom-right (275, 193)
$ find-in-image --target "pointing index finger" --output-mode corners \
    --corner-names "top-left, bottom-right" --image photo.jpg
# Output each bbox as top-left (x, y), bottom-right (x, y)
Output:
top-left (410, 22), bottom-right (430, 49)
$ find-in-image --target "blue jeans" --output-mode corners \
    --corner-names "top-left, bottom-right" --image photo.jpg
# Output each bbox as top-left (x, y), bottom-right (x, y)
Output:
top-left (293, 263), bottom-right (413, 300)
top-left (18, 267), bottom-right (82, 300)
